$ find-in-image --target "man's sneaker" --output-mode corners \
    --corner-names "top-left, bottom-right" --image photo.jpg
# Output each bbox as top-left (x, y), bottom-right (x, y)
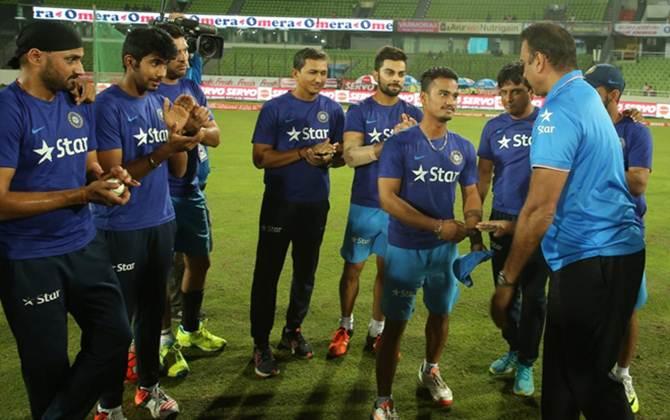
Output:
top-left (417, 363), bottom-right (453, 407)
top-left (513, 364), bottom-right (535, 396)
top-left (125, 343), bottom-right (138, 383)
top-left (610, 371), bottom-right (639, 414)
top-left (328, 327), bottom-right (352, 358)
top-left (176, 320), bottom-right (227, 352)
top-left (159, 342), bottom-right (190, 378)
top-left (489, 351), bottom-right (517, 376)
top-left (253, 346), bottom-right (280, 378)
top-left (278, 328), bottom-right (313, 359)
top-left (371, 399), bottom-right (399, 420)
top-left (134, 384), bottom-right (180, 419)
top-left (94, 405), bottom-right (126, 420)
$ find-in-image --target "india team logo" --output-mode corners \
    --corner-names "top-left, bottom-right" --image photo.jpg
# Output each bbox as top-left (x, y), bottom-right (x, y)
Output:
top-left (156, 108), bottom-right (164, 121)
top-left (67, 112), bottom-right (83, 128)
top-left (619, 137), bottom-right (626, 149)
top-left (449, 150), bottom-right (464, 165)
top-left (317, 111), bottom-right (329, 123)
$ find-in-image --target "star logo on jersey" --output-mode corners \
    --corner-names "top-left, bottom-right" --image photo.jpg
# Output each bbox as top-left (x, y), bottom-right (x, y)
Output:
top-left (540, 109), bottom-right (553, 123)
top-left (369, 127), bottom-right (383, 143)
top-left (497, 135), bottom-right (512, 149)
top-left (33, 140), bottom-right (55, 165)
top-left (134, 128), bottom-right (149, 146)
top-left (412, 165), bottom-right (428, 182)
top-left (287, 127), bottom-right (301, 142)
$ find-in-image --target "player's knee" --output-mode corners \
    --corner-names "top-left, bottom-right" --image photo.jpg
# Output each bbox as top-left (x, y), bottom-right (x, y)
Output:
top-left (342, 261), bottom-right (365, 281)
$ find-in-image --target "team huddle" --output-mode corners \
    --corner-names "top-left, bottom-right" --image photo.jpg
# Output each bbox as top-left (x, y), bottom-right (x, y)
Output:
top-left (0, 19), bottom-right (651, 420)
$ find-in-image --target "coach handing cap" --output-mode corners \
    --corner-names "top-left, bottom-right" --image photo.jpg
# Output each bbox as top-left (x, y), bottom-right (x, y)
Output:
top-left (489, 23), bottom-right (645, 419)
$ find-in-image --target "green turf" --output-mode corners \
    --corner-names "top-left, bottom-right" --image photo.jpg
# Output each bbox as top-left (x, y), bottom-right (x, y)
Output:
top-left (1, 111), bottom-right (668, 419)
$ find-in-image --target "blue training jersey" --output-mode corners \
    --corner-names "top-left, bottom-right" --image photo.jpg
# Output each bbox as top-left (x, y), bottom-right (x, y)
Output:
top-left (156, 78), bottom-right (210, 198)
top-left (92, 85), bottom-right (175, 231)
top-left (378, 125), bottom-right (478, 250)
top-left (252, 92), bottom-right (345, 203)
top-left (0, 82), bottom-right (96, 259)
top-left (345, 96), bottom-right (423, 208)
top-left (478, 108), bottom-right (538, 215)
top-left (530, 70), bottom-right (644, 271)
top-left (615, 116), bottom-right (653, 226)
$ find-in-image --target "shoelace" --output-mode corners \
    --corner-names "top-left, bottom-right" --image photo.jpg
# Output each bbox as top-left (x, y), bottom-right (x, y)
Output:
top-left (517, 366), bottom-right (532, 381)
top-left (622, 377), bottom-right (634, 395)
top-left (428, 368), bottom-right (447, 388)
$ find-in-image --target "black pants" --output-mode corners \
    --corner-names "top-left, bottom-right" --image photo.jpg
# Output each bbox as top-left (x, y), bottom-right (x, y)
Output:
top-left (490, 209), bottom-right (548, 365)
top-left (99, 221), bottom-right (176, 408)
top-left (0, 233), bottom-right (132, 420)
top-left (250, 195), bottom-right (329, 347)
top-left (541, 250), bottom-right (645, 420)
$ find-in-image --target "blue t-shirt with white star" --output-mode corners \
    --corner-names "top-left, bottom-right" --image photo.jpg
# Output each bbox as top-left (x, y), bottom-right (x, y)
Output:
top-left (615, 116), bottom-right (653, 226)
top-left (345, 96), bottom-right (423, 208)
top-left (92, 85), bottom-right (175, 231)
top-left (252, 92), bottom-right (345, 203)
top-left (530, 70), bottom-right (644, 271)
top-left (0, 82), bottom-right (96, 259)
top-left (156, 78), bottom-right (210, 198)
top-left (478, 108), bottom-right (538, 215)
top-left (378, 125), bottom-right (478, 249)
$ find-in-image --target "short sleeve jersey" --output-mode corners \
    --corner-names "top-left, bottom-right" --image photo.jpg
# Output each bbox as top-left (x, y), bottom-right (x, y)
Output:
top-left (345, 96), bottom-right (423, 208)
top-left (0, 82), bottom-right (96, 259)
top-left (252, 92), bottom-right (345, 203)
top-left (477, 108), bottom-right (538, 215)
top-left (92, 85), bottom-right (175, 231)
top-left (378, 125), bottom-right (478, 250)
top-left (156, 78), bottom-right (211, 198)
top-left (530, 70), bottom-right (644, 271)
top-left (615, 116), bottom-right (653, 226)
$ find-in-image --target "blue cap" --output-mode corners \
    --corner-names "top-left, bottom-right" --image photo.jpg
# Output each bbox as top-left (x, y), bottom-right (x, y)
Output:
top-left (452, 250), bottom-right (493, 288)
top-left (584, 64), bottom-right (625, 93)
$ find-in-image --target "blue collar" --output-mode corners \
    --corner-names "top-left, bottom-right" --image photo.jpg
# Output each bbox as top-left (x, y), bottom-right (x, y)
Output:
top-left (545, 70), bottom-right (583, 102)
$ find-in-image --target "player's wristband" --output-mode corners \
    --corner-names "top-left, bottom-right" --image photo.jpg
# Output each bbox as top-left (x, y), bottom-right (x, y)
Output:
top-left (148, 154), bottom-right (160, 169)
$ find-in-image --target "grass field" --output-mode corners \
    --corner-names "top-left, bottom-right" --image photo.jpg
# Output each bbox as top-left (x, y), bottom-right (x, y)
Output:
top-left (1, 110), bottom-right (669, 419)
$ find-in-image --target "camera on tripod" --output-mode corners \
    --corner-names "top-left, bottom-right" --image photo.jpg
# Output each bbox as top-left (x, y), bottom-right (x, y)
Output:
top-left (156, 17), bottom-right (224, 59)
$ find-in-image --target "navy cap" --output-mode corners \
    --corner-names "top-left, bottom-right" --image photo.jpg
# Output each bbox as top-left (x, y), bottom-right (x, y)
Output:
top-left (584, 64), bottom-right (625, 93)
top-left (7, 21), bottom-right (82, 69)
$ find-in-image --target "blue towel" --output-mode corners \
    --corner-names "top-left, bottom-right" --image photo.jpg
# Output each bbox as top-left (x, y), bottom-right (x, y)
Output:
top-left (452, 250), bottom-right (493, 287)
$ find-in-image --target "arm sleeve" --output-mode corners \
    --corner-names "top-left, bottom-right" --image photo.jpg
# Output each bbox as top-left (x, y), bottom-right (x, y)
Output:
top-left (330, 104), bottom-right (345, 143)
top-left (530, 108), bottom-right (579, 171)
top-left (477, 121), bottom-right (494, 160)
top-left (0, 96), bottom-right (24, 169)
top-left (460, 141), bottom-right (479, 186)
top-left (343, 104), bottom-right (364, 133)
top-left (94, 98), bottom-right (122, 152)
top-left (251, 102), bottom-right (277, 146)
top-left (378, 136), bottom-right (404, 179)
top-left (627, 124), bottom-right (653, 170)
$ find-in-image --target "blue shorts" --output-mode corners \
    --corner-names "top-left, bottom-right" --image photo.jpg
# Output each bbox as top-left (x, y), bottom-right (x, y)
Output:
top-left (634, 272), bottom-right (648, 310)
top-left (340, 203), bottom-right (388, 263)
top-left (172, 191), bottom-right (212, 256)
top-left (382, 243), bottom-right (460, 321)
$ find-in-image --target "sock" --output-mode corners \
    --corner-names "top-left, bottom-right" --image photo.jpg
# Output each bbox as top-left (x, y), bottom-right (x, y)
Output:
top-left (368, 319), bottom-right (385, 337)
top-left (423, 359), bottom-right (439, 373)
top-left (181, 289), bottom-right (204, 332)
top-left (615, 364), bottom-right (630, 378)
top-left (340, 315), bottom-right (354, 331)
top-left (160, 329), bottom-right (174, 347)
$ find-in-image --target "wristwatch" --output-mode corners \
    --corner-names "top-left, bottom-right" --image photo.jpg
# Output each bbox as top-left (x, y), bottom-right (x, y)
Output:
top-left (496, 271), bottom-right (515, 288)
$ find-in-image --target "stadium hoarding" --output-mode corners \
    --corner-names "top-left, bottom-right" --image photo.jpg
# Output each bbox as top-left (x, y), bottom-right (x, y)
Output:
top-left (614, 23), bottom-right (670, 37)
top-left (397, 20), bottom-right (440, 33)
top-left (32, 7), bottom-right (394, 32)
top-left (439, 21), bottom-right (523, 35)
